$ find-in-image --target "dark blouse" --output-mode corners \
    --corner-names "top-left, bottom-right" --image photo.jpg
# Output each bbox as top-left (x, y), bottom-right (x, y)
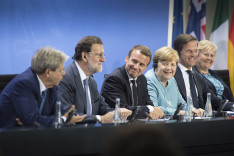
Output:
top-left (193, 66), bottom-right (234, 102)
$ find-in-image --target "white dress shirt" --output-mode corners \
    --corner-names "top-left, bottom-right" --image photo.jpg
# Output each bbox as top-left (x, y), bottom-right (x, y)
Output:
top-left (125, 70), bottom-right (154, 112)
top-left (178, 63), bottom-right (198, 100)
top-left (75, 61), bottom-right (102, 121)
top-left (75, 61), bottom-right (92, 115)
top-left (36, 75), bottom-right (67, 121)
top-left (36, 75), bottom-right (47, 96)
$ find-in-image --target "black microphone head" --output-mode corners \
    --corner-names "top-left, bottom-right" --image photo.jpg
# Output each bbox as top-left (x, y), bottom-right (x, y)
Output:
top-left (128, 106), bottom-right (144, 121)
top-left (153, 62), bottom-right (157, 69)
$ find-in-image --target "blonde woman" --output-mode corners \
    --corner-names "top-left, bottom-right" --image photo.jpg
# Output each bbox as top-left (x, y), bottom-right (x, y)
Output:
top-left (195, 40), bottom-right (234, 104)
top-left (145, 47), bottom-right (203, 116)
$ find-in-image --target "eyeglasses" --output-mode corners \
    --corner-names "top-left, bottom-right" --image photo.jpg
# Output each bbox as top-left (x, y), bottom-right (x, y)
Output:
top-left (58, 69), bottom-right (65, 73)
top-left (51, 68), bottom-right (65, 74)
top-left (89, 52), bottom-right (105, 58)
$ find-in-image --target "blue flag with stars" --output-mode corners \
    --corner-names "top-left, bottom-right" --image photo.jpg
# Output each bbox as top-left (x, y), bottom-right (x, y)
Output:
top-left (172, 0), bottom-right (183, 47)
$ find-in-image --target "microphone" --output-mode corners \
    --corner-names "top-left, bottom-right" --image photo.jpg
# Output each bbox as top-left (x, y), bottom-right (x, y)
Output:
top-left (128, 106), bottom-right (141, 122)
top-left (65, 109), bottom-right (75, 124)
top-left (217, 100), bottom-right (229, 112)
top-left (144, 112), bottom-right (152, 120)
top-left (231, 104), bottom-right (234, 111)
top-left (33, 121), bottom-right (41, 128)
top-left (171, 103), bottom-right (183, 120)
top-left (214, 100), bottom-right (229, 117)
top-left (131, 106), bottom-right (140, 120)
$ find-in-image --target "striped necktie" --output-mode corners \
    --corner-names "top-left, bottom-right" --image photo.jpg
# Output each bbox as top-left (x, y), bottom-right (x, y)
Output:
top-left (84, 78), bottom-right (91, 115)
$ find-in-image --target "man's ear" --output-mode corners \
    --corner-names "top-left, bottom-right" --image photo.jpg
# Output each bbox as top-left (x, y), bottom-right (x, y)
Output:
top-left (125, 55), bottom-right (129, 63)
top-left (81, 52), bottom-right (88, 62)
top-left (45, 68), bottom-right (51, 77)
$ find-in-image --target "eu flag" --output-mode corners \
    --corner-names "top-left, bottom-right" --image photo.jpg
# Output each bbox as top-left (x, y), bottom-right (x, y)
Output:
top-left (172, 0), bottom-right (183, 47)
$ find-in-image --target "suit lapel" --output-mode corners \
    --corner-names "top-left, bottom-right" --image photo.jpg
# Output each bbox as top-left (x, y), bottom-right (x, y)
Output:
top-left (174, 67), bottom-right (187, 101)
top-left (136, 78), bottom-right (142, 106)
top-left (30, 69), bottom-right (43, 108)
top-left (192, 69), bottom-right (200, 95)
top-left (192, 70), bottom-right (204, 108)
top-left (71, 62), bottom-right (87, 110)
top-left (121, 66), bottom-right (134, 106)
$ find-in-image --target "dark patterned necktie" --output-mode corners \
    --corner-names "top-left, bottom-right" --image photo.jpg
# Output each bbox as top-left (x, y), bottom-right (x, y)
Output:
top-left (131, 80), bottom-right (138, 106)
top-left (186, 70), bottom-right (199, 108)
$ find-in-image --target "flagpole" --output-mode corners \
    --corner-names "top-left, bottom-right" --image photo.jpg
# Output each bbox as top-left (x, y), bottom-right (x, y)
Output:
top-left (168, 0), bottom-right (174, 47)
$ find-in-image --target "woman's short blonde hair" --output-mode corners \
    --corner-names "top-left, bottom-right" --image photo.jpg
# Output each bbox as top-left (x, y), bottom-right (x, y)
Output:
top-left (153, 47), bottom-right (179, 68)
top-left (198, 40), bottom-right (218, 54)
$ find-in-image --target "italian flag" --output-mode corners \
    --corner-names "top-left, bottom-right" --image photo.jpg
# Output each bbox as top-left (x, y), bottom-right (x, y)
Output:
top-left (228, 9), bottom-right (234, 94)
top-left (210, 0), bottom-right (229, 70)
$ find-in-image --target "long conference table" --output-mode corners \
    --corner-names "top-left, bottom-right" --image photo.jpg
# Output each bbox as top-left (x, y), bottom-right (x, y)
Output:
top-left (0, 118), bottom-right (234, 156)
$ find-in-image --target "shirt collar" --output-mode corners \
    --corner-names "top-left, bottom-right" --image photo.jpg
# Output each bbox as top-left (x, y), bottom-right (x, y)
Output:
top-left (125, 69), bottom-right (138, 81)
top-left (36, 75), bottom-right (47, 95)
top-left (125, 69), bottom-right (138, 87)
top-left (178, 63), bottom-right (193, 72)
top-left (75, 61), bottom-right (89, 82)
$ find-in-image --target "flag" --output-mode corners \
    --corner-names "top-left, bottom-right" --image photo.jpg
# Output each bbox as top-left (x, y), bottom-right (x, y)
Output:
top-left (186, 0), bottom-right (206, 41)
top-left (172, 0), bottom-right (183, 46)
top-left (228, 9), bottom-right (234, 94)
top-left (210, 0), bottom-right (229, 70)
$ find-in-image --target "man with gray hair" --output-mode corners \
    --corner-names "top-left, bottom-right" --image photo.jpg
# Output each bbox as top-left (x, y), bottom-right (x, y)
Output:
top-left (0, 46), bottom-right (85, 129)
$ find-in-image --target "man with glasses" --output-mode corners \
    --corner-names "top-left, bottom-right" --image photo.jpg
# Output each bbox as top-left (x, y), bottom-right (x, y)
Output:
top-left (58, 36), bottom-right (132, 123)
top-left (0, 46), bottom-right (86, 129)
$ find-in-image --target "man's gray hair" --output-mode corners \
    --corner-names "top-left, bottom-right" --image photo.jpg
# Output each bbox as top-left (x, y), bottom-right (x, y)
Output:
top-left (31, 46), bottom-right (69, 74)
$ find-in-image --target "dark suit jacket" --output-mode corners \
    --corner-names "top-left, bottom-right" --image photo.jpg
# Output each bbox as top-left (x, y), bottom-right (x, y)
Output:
top-left (174, 66), bottom-right (232, 111)
top-left (57, 62), bottom-right (112, 122)
top-left (101, 65), bottom-right (153, 118)
top-left (0, 68), bottom-right (57, 129)
top-left (194, 66), bottom-right (234, 102)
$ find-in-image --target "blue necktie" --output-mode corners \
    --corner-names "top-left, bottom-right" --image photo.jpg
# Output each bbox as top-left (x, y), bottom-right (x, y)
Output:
top-left (84, 78), bottom-right (91, 115)
top-left (39, 90), bottom-right (47, 115)
top-left (186, 70), bottom-right (199, 108)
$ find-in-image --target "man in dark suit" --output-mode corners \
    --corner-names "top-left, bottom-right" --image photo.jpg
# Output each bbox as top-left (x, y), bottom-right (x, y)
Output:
top-left (0, 46), bottom-right (85, 129)
top-left (173, 34), bottom-right (232, 111)
top-left (58, 36), bottom-right (132, 123)
top-left (101, 45), bottom-right (164, 119)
